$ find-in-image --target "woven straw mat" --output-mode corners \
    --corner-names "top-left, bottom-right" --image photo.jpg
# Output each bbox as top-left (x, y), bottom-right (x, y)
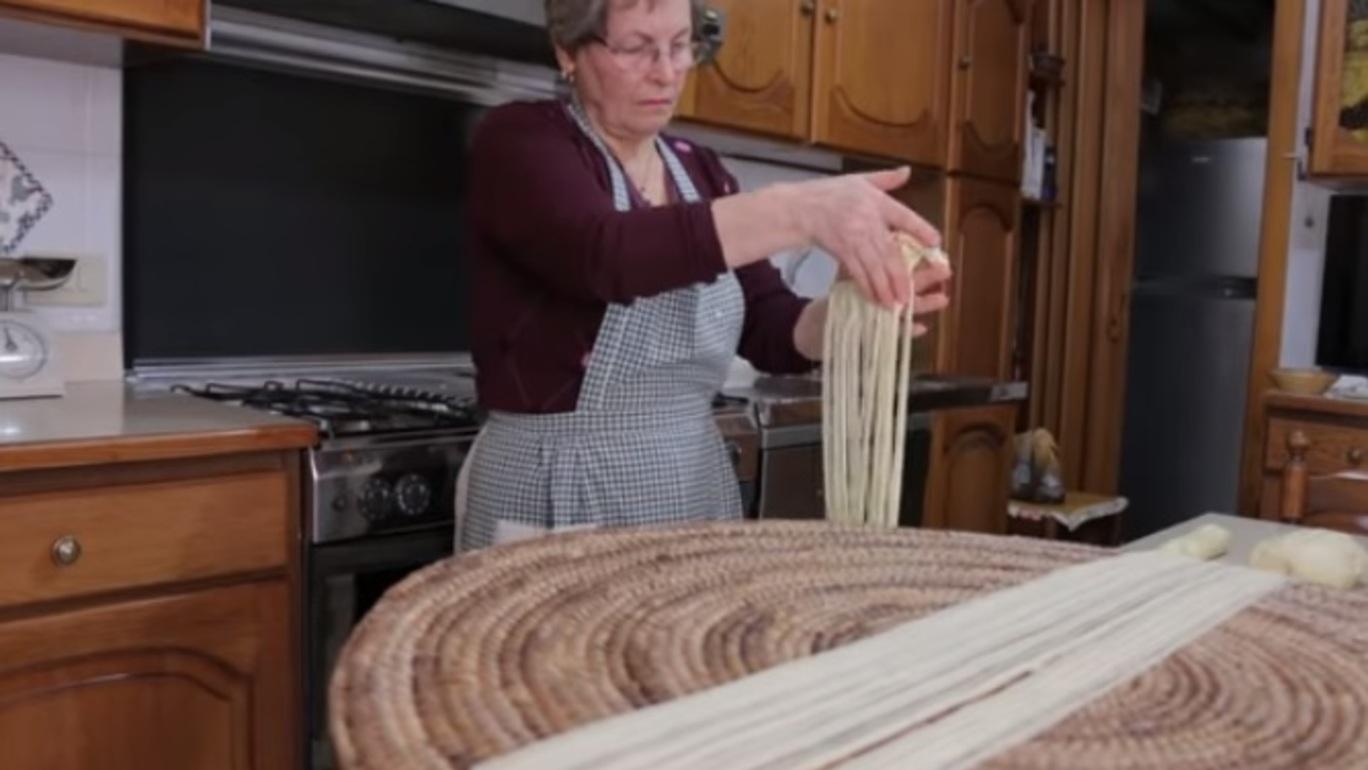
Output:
top-left (329, 520), bottom-right (1368, 769)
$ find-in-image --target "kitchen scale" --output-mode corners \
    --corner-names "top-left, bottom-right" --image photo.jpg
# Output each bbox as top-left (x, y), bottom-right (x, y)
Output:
top-left (0, 257), bottom-right (76, 399)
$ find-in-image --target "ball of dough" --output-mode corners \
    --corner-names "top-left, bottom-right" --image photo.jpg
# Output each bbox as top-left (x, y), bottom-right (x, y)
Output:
top-left (1248, 528), bottom-right (1368, 589)
top-left (1157, 523), bottom-right (1232, 560)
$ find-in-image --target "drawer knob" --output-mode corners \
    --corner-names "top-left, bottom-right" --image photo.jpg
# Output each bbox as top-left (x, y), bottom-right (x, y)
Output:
top-left (1351, 448), bottom-right (1365, 466)
top-left (51, 536), bottom-right (82, 567)
top-left (825, 8), bottom-right (840, 23)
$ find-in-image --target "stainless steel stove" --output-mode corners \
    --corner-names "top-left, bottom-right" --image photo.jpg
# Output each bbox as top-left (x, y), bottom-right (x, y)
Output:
top-left (152, 363), bottom-right (480, 770)
top-left (172, 376), bottom-right (482, 544)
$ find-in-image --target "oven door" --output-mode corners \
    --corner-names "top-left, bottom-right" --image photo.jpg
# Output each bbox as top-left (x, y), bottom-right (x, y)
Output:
top-left (307, 525), bottom-right (454, 769)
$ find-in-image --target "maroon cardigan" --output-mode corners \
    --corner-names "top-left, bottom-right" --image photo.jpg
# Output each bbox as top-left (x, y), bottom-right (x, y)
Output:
top-left (467, 99), bottom-right (815, 413)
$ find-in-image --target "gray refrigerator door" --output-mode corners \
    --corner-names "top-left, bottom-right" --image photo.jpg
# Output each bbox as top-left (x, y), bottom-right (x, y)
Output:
top-left (1134, 137), bottom-right (1266, 280)
top-left (1119, 287), bottom-right (1255, 538)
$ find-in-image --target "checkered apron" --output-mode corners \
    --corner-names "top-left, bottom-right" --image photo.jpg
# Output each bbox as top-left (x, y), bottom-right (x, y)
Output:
top-left (456, 101), bottom-right (745, 551)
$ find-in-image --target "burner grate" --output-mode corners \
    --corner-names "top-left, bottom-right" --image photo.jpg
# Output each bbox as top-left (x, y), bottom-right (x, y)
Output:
top-left (173, 378), bottom-right (483, 438)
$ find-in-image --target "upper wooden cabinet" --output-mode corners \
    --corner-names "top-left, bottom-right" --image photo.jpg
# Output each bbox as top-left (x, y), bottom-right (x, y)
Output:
top-left (679, 0), bottom-right (816, 140)
top-left (681, 0), bottom-right (1028, 170)
top-left (812, 0), bottom-right (955, 165)
top-left (0, 0), bottom-right (205, 48)
top-left (949, 0), bottom-right (1031, 182)
top-left (1311, 0), bottom-right (1368, 175)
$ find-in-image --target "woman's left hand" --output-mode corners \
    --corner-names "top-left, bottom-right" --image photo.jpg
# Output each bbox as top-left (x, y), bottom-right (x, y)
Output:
top-left (908, 257), bottom-right (953, 337)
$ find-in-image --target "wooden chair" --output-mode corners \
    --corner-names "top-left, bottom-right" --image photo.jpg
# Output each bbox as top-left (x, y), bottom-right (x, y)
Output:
top-left (1280, 430), bottom-right (1368, 537)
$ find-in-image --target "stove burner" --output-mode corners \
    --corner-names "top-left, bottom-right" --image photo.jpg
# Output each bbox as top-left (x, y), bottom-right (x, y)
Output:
top-left (174, 378), bottom-right (483, 439)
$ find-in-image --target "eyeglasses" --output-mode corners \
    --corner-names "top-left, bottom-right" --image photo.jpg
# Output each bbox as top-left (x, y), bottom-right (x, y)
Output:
top-left (591, 35), bottom-right (704, 74)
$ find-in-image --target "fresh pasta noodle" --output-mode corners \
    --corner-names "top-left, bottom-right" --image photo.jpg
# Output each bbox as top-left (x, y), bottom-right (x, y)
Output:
top-left (822, 235), bottom-right (950, 528)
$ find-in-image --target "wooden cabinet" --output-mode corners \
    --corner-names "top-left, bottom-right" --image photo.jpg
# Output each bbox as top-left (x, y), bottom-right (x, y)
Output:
top-left (0, 0), bottom-right (205, 48)
top-left (678, 0), bottom-right (816, 140)
top-left (937, 177), bottom-right (1022, 379)
top-left (1260, 393), bottom-right (1368, 523)
top-left (1311, 0), bottom-right (1368, 175)
top-left (0, 452), bottom-right (302, 770)
top-left (949, 0), bottom-right (1031, 182)
top-left (812, 0), bottom-right (956, 165)
top-left (922, 403), bottom-right (1018, 533)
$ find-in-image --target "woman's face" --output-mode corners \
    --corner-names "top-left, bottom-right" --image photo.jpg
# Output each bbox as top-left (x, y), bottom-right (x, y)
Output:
top-left (561, 0), bottom-right (695, 141)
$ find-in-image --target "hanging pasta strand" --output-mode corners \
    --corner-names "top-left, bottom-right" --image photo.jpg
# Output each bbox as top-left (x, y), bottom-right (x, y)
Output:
top-left (821, 235), bottom-right (950, 528)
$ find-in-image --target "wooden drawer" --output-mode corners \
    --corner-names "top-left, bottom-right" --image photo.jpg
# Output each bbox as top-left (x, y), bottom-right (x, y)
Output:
top-left (0, 471), bottom-right (289, 609)
top-left (1265, 417), bottom-right (1368, 475)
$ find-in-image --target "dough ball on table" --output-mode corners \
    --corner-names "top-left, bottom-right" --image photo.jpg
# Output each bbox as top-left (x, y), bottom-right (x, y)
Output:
top-left (1157, 523), bottom-right (1232, 560)
top-left (1249, 528), bottom-right (1368, 589)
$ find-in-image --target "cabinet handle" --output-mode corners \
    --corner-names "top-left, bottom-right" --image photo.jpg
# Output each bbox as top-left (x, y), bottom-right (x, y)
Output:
top-left (825, 8), bottom-right (840, 23)
top-left (959, 55), bottom-right (973, 70)
top-left (1350, 447), bottom-right (1364, 466)
top-left (800, 0), bottom-right (817, 16)
top-left (51, 535), bottom-right (82, 567)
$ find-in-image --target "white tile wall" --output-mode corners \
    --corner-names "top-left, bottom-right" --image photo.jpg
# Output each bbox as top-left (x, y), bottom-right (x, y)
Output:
top-left (0, 51), bottom-right (123, 380)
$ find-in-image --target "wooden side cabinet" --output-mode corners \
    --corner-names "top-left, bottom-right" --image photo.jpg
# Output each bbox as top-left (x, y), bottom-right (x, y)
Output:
top-left (1260, 393), bottom-right (1368, 532)
top-left (922, 403), bottom-right (1018, 534)
top-left (0, 0), bottom-right (205, 48)
top-left (1311, 0), bottom-right (1368, 175)
top-left (0, 452), bottom-right (302, 770)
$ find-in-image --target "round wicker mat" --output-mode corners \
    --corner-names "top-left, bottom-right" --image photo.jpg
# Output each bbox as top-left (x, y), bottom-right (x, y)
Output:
top-left (330, 521), bottom-right (1368, 769)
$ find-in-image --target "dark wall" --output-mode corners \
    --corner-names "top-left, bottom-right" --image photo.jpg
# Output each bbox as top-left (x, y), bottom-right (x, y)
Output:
top-left (124, 58), bottom-right (478, 363)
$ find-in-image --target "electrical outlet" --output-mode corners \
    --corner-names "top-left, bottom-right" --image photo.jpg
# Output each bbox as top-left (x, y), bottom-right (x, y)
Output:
top-left (23, 252), bottom-right (106, 307)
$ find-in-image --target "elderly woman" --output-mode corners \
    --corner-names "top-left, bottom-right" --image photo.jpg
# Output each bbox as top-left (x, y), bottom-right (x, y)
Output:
top-left (457, 0), bottom-right (953, 550)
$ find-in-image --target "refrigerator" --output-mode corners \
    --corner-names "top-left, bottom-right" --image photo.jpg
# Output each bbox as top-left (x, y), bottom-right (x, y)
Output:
top-left (1118, 132), bottom-right (1264, 539)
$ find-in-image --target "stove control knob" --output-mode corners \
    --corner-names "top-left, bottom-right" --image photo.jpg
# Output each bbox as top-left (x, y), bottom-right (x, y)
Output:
top-left (395, 473), bottom-right (433, 517)
top-left (360, 478), bottom-right (393, 521)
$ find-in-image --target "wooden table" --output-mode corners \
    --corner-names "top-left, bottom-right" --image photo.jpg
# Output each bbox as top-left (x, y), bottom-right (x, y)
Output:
top-left (1121, 512), bottom-right (1368, 565)
top-left (1007, 491), bottom-right (1128, 545)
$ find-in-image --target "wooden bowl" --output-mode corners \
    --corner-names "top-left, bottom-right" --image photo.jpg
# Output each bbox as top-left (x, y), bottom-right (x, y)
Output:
top-left (1269, 367), bottom-right (1337, 395)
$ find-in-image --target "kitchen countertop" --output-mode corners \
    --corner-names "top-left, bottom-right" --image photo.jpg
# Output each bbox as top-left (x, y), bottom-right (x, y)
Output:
top-left (1266, 390), bottom-right (1368, 420)
top-left (1122, 512), bottom-right (1368, 565)
top-left (724, 373), bottom-right (1028, 448)
top-left (0, 381), bottom-right (317, 473)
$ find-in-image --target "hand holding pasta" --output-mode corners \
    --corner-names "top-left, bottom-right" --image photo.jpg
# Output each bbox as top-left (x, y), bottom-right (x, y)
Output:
top-left (822, 235), bottom-right (951, 528)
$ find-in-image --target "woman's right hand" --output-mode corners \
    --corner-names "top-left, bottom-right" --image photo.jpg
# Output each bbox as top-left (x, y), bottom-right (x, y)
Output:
top-left (791, 167), bottom-right (942, 309)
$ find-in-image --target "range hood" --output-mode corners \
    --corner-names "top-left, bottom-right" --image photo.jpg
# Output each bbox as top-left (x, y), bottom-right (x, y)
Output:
top-left (214, 0), bottom-right (555, 66)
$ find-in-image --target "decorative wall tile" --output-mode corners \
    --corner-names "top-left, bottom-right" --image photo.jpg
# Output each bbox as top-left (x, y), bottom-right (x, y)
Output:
top-left (0, 140), bottom-right (54, 255)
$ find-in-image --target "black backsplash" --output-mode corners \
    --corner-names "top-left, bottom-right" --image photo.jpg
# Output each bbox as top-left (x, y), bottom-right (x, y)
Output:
top-left (124, 58), bottom-right (479, 363)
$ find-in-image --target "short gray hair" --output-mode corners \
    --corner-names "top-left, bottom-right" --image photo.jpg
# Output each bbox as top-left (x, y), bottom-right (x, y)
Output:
top-left (545, 0), bottom-right (708, 52)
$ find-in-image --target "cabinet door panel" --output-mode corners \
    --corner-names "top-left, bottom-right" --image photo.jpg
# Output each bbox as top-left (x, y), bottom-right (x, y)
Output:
top-left (0, 0), bottom-right (204, 44)
top-left (681, 0), bottom-right (815, 139)
top-left (939, 178), bottom-right (1020, 380)
top-left (813, 0), bottom-right (954, 164)
top-left (0, 581), bottom-right (295, 770)
top-left (951, 0), bottom-right (1029, 181)
top-left (923, 404), bottom-right (1017, 534)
